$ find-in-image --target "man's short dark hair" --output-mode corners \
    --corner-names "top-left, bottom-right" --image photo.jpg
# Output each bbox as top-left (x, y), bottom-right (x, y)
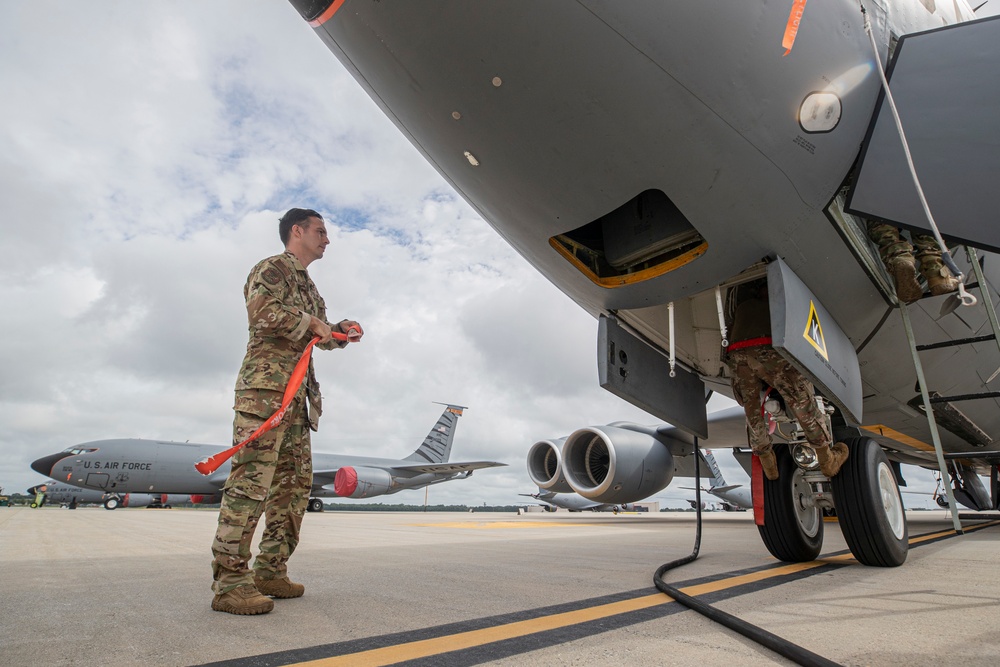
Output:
top-left (279, 208), bottom-right (323, 245)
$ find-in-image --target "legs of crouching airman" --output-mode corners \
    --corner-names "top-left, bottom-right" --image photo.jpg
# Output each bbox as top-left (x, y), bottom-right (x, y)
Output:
top-left (727, 347), bottom-right (848, 480)
top-left (867, 221), bottom-right (959, 304)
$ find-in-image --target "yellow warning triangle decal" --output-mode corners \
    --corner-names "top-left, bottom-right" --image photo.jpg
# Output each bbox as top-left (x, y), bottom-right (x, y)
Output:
top-left (802, 300), bottom-right (829, 360)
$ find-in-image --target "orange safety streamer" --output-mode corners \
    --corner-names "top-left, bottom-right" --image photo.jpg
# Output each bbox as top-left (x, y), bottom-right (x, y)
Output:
top-left (781, 0), bottom-right (808, 56)
top-left (194, 330), bottom-right (355, 475)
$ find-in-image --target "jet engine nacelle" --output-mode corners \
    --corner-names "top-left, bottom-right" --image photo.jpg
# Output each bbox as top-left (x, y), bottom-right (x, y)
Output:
top-left (119, 493), bottom-right (152, 508)
top-left (334, 466), bottom-right (393, 498)
top-left (526, 438), bottom-right (573, 493)
top-left (562, 426), bottom-right (673, 504)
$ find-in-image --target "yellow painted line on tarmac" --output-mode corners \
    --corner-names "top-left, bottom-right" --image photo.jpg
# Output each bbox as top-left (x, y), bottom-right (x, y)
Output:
top-left (406, 521), bottom-right (586, 529)
top-left (287, 521), bottom-right (999, 667)
top-left (294, 559), bottom-right (832, 667)
top-left (910, 519), bottom-right (1000, 544)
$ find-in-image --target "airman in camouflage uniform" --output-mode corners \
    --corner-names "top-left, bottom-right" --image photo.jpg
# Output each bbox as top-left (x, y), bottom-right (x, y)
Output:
top-left (725, 280), bottom-right (848, 481)
top-left (211, 208), bottom-right (362, 615)
top-left (866, 221), bottom-right (959, 304)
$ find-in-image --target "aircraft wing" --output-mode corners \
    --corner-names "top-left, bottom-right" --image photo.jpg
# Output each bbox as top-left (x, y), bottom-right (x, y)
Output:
top-left (312, 460), bottom-right (506, 483)
top-left (388, 461), bottom-right (507, 474)
top-left (656, 406), bottom-right (753, 449)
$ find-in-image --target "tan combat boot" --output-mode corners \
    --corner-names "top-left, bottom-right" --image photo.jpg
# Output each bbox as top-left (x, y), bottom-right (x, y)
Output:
top-left (254, 576), bottom-right (305, 599)
top-left (211, 584), bottom-right (274, 615)
top-left (888, 256), bottom-right (923, 304)
top-left (755, 448), bottom-right (779, 481)
top-left (815, 442), bottom-right (849, 478)
top-left (925, 266), bottom-right (959, 296)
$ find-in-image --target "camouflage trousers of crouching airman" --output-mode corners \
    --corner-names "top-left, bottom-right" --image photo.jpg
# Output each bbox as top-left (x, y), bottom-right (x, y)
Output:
top-left (866, 221), bottom-right (946, 278)
top-left (726, 347), bottom-right (832, 454)
top-left (211, 389), bottom-right (313, 595)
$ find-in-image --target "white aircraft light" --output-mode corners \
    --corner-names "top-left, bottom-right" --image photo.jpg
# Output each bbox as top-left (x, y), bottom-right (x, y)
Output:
top-left (464, 151), bottom-right (480, 166)
top-left (491, 76), bottom-right (502, 87)
top-left (799, 92), bottom-right (842, 133)
top-left (792, 444), bottom-right (820, 469)
top-left (452, 111), bottom-right (461, 120)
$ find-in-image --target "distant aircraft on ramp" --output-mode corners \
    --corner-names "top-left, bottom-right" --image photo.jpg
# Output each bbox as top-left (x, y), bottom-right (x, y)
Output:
top-left (518, 488), bottom-right (635, 513)
top-left (678, 450), bottom-right (751, 512)
top-left (26, 481), bottom-right (213, 510)
top-left (32, 404), bottom-right (506, 512)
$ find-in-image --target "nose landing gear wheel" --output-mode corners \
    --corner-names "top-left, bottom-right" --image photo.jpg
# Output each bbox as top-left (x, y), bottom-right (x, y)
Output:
top-left (831, 437), bottom-right (908, 567)
top-left (307, 498), bottom-right (324, 513)
top-left (757, 446), bottom-right (823, 562)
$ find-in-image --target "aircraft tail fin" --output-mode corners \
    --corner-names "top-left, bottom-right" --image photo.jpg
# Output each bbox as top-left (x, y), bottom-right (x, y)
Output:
top-left (403, 403), bottom-right (467, 464)
top-left (703, 449), bottom-right (726, 488)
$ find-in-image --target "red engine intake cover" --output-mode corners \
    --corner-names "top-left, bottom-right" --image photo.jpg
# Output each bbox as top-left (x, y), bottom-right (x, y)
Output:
top-left (334, 467), bottom-right (358, 497)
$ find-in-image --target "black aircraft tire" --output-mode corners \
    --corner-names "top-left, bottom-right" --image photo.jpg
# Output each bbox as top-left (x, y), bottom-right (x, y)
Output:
top-left (104, 498), bottom-right (119, 510)
top-left (831, 437), bottom-right (908, 567)
top-left (308, 498), bottom-right (324, 513)
top-left (757, 446), bottom-right (823, 563)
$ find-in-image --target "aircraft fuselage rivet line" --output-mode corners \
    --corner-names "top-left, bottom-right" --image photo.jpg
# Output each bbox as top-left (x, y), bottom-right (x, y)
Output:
top-left (198, 521), bottom-right (999, 667)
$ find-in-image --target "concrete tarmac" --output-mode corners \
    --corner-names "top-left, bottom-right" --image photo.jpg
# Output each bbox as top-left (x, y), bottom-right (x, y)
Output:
top-left (1, 506), bottom-right (997, 666)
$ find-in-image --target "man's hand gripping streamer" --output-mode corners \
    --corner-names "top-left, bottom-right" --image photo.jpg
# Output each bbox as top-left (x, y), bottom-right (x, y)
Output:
top-left (194, 328), bottom-right (361, 475)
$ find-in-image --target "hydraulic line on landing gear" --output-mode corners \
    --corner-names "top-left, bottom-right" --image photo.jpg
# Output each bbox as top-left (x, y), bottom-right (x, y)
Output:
top-left (652, 443), bottom-right (842, 667)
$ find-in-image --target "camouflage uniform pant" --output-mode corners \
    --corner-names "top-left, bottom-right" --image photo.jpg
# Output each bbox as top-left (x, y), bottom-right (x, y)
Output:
top-left (726, 347), bottom-right (832, 454)
top-left (866, 221), bottom-right (945, 279)
top-left (211, 389), bottom-right (313, 594)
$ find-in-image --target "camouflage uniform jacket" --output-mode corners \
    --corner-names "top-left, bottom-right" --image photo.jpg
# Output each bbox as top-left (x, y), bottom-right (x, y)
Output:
top-left (234, 251), bottom-right (345, 429)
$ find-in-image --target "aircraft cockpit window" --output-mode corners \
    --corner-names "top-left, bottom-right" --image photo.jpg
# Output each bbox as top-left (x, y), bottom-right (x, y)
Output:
top-left (550, 189), bottom-right (707, 288)
top-left (66, 448), bottom-right (99, 455)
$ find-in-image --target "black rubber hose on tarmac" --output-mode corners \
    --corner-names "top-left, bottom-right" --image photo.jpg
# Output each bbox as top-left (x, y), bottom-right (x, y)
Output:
top-left (652, 442), bottom-right (842, 667)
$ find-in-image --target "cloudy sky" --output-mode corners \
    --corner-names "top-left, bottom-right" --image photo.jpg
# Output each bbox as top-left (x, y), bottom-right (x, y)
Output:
top-left (4, 1), bottom-right (991, 510)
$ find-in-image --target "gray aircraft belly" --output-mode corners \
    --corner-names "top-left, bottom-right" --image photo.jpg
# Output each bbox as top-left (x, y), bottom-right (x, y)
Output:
top-left (305, 1), bottom-right (953, 316)
top-left (301, 0), bottom-right (1000, 463)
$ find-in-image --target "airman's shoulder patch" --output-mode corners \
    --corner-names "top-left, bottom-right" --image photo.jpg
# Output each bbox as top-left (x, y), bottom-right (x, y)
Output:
top-left (261, 266), bottom-right (283, 286)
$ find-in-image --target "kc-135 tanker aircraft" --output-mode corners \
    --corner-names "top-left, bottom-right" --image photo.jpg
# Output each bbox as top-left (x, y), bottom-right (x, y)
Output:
top-left (32, 404), bottom-right (505, 512)
top-left (286, 0), bottom-right (1000, 566)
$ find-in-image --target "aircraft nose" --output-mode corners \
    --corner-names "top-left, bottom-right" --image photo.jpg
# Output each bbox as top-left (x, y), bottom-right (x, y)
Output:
top-left (31, 452), bottom-right (68, 477)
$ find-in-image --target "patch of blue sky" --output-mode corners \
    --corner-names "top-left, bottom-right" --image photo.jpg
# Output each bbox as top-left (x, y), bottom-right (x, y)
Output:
top-left (373, 225), bottom-right (418, 250)
top-left (263, 184), bottom-right (324, 216)
top-left (330, 207), bottom-right (370, 231)
top-left (423, 189), bottom-right (457, 204)
top-left (214, 59), bottom-right (269, 128)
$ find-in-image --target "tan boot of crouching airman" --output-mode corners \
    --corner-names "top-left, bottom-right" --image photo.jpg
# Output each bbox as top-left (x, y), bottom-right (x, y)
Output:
top-left (814, 442), bottom-right (850, 478)
top-left (254, 575), bottom-right (305, 599)
top-left (888, 256), bottom-right (924, 304)
top-left (755, 448), bottom-right (779, 481)
top-left (925, 266), bottom-right (960, 296)
top-left (211, 584), bottom-right (274, 615)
